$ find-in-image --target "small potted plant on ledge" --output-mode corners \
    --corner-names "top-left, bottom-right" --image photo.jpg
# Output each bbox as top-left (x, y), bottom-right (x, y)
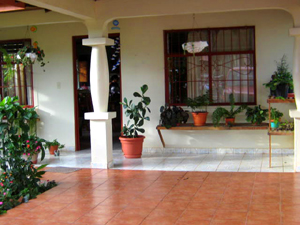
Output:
top-left (270, 108), bottom-right (283, 129)
top-left (212, 93), bottom-right (247, 126)
top-left (45, 139), bottom-right (65, 155)
top-left (159, 105), bottom-right (189, 129)
top-left (21, 135), bottom-right (46, 164)
top-left (119, 84), bottom-right (151, 158)
top-left (245, 105), bottom-right (268, 125)
top-left (186, 92), bottom-right (210, 126)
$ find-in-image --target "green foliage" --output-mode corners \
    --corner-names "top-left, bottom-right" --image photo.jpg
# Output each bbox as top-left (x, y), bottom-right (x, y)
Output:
top-left (263, 55), bottom-right (293, 90)
top-left (160, 105), bottom-right (189, 129)
top-left (212, 93), bottom-right (247, 127)
top-left (278, 120), bottom-right (294, 131)
top-left (186, 92), bottom-right (210, 112)
top-left (270, 108), bottom-right (283, 124)
top-left (275, 96), bottom-right (285, 100)
top-left (245, 105), bottom-right (268, 125)
top-left (0, 45), bottom-right (47, 85)
top-left (45, 139), bottom-right (65, 150)
top-left (0, 96), bottom-right (56, 215)
top-left (120, 84), bottom-right (151, 138)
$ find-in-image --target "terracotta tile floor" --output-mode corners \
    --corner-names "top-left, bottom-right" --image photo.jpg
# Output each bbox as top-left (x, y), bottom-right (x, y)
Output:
top-left (1, 169), bottom-right (300, 224)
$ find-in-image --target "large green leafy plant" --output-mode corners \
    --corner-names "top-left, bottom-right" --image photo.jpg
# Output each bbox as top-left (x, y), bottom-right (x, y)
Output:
top-left (263, 55), bottom-right (293, 91)
top-left (212, 93), bottom-right (247, 126)
top-left (186, 92), bottom-right (210, 112)
top-left (0, 97), bottom-right (56, 215)
top-left (245, 105), bottom-right (268, 125)
top-left (120, 85), bottom-right (151, 138)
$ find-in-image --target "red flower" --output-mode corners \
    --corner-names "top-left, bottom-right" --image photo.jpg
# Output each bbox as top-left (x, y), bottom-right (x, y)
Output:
top-left (27, 144), bottom-right (30, 148)
top-left (38, 51), bottom-right (41, 54)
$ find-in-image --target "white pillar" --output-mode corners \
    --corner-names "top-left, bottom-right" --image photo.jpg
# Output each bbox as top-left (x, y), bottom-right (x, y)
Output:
top-left (289, 28), bottom-right (300, 172)
top-left (85, 112), bottom-right (116, 168)
top-left (82, 38), bottom-right (114, 112)
top-left (83, 38), bottom-right (116, 169)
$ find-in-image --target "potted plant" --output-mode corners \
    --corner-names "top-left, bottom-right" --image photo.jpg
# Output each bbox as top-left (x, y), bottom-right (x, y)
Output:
top-left (160, 105), bottom-right (189, 129)
top-left (270, 107), bottom-right (283, 129)
top-left (212, 93), bottom-right (247, 126)
top-left (119, 84), bottom-right (151, 158)
top-left (263, 55), bottom-right (293, 98)
top-left (186, 92), bottom-right (210, 126)
top-left (22, 135), bottom-right (46, 164)
top-left (45, 139), bottom-right (65, 155)
top-left (245, 105), bottom-right (268, 125)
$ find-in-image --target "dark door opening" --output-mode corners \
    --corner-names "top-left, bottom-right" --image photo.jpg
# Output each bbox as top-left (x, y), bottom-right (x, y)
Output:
top-left (73, 34), bottom-right (122, 151)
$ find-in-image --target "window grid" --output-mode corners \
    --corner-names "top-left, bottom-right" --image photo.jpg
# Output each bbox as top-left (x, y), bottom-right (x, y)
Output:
top-left (0, 39), bottom-right (34, 106)
top-left (164, 26), bottom-right (256, 106)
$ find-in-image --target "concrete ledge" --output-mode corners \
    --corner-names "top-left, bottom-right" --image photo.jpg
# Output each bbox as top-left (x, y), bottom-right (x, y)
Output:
top-left (290, 109), bottom-right (300, 118)
top-left (91, 160), bottom-right (114, 169)
top-left (290, 28), bottom-right (300, 36)
top-left (82, 38), bottom-right (114, 46)
top-left (143, 147), bottom-right (294, 154)
top-left (85, 112), bottom-right (116, 120)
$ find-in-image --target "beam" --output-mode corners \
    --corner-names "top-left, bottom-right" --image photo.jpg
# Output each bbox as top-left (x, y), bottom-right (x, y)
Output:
top-left (20, 0), bottom-right (95, 20)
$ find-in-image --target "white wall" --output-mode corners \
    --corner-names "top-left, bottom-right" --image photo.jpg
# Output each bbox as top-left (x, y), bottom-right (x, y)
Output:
top-left (0, 9), bottom-right (295, 150)
top-left (117, 9), bottom-right (296, 149)
top-left (0, 22), bottom-right (88, 150)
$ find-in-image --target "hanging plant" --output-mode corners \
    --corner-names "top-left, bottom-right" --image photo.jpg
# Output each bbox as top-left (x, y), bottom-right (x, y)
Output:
top-left (0, 45), bottom-right (47, 68)
top-left (15, 45), bottom-right (46, 67)
top-left (182, 41), bottom-right (208, 54)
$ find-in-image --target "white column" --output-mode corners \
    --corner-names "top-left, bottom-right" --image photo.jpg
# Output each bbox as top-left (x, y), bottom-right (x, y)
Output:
top-left (289, 28), bottom-right (300, 172)
top-left (82, 38), bottom-right (114, 112)
top-left (83, 38), bottom-right (116, 169)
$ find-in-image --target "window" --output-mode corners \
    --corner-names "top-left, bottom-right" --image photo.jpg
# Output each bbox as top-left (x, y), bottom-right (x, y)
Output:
top-left (0, 39), bottom-right (33, 106)
top-left (164, 26), bottom-right (256, 105)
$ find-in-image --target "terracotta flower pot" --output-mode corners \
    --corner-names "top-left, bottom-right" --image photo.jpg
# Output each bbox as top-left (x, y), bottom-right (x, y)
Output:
top-left (225, 117), bottom-right (235, 125)
top-left (22, 153), bottom-right (38, 164)
top-left (192, 112), bottom-right (208, 126)
top-left (49, 145), bottom-right (58, 155)
top-left (119, 135), bottom-right (145, 158)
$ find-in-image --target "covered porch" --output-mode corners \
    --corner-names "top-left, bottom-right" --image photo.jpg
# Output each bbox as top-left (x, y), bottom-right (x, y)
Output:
top-left (0, 0), bottom-right (299, 171)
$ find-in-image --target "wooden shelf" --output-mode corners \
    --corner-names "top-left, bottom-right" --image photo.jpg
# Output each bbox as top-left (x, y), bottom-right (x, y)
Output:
top-left (157, 123), bottom-right (268, 131)
top-left (267, 99), bottom-right (295, 103)
top-left (267, 98), bottom-right (295, 168)
top-left (268, 131), bottom-right (294, 136)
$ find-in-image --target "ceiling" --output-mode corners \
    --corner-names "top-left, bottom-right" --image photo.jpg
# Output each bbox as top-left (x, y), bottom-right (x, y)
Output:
top-left (0, 0), bottom-right (42, 13)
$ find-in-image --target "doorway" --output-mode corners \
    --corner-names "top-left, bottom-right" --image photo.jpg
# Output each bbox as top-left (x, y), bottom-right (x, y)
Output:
top-left (73, 34), bottom-right (122, 151)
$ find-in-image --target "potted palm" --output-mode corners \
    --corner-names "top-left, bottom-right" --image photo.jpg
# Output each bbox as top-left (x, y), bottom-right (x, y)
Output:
top-left (270, 108), bottom-right (283, 129)
top-left (45, 139), bottom-right (65, 155)
top-left (119, 84), bottom-right (151, 158)
top-left (186, 92), bottom-right (210, 126)
top-left (245, 105), bottom-right (268, 125)
top-left (212, 93), bottom-right (247, 126)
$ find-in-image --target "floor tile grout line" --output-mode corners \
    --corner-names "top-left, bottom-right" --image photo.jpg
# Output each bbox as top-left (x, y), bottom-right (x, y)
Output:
top-left (215, 153), bottom-right (227, 172)
top-left (244, 172), bottom-right (256, 225)
top-left (237, 153), bottom-right (246, 172)
top-left (208, 172), bottom-right (234, 224)
top-left (138, 171), bottom-right (188, 225)
top-left (172, 172), bottom-right (210, 224)
top-left (193, 154), bottom-right (210, 171)
top-left (280, 174), bottom-right (283, 225)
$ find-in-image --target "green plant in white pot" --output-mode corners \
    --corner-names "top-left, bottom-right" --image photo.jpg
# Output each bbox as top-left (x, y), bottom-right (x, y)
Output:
top-left (119, 84), bottom-right (151, 158)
